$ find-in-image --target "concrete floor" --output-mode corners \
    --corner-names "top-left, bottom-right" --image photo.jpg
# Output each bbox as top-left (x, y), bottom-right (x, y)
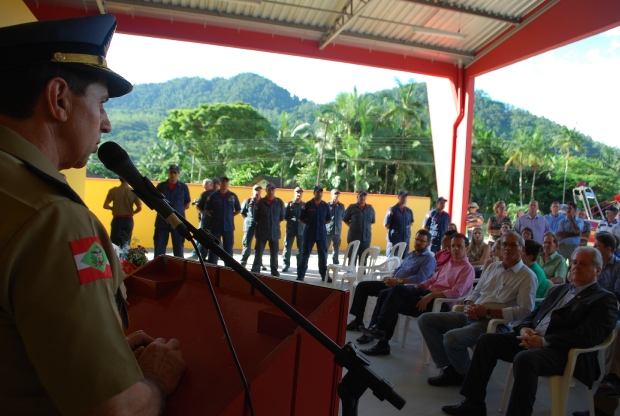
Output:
top-left (150, 248), bottom-right (597, 416)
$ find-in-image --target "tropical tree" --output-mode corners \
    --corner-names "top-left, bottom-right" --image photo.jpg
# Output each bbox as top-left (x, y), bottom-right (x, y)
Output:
top-left (525, 129), bottom-right (552, 200)
top-left (553, 126), bottom-right (584, 203)
top-left (504, 129), bottom-right (531, 206)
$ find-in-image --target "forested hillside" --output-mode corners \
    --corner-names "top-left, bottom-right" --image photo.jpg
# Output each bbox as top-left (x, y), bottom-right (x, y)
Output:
top-left (89, 73), bottom-right (620, 215)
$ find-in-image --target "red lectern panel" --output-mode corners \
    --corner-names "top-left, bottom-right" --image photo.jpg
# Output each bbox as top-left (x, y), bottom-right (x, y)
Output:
top-left (123, 255), bottom-right (348, 415)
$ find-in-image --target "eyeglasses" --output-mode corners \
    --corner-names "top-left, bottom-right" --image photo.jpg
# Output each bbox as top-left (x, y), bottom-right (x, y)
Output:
top-left (501, 243), bottom-right (521, 248)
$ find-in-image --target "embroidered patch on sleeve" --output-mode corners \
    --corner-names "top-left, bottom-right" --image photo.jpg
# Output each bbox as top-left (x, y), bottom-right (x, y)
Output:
top-left (70, 237), bottom-right (113, 285)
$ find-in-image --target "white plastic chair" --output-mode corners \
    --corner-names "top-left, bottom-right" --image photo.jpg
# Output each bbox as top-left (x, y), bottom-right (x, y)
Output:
top-left (387, 242), bottom-right (407, 261)
top-left (399, 286), bottom-right (474, 363)
top-left (499, 324), bottom-right (619, 415)
top-left (337, 246), bottom-right (380, 289)
top-left (327, 240), bottom-right (360, 285)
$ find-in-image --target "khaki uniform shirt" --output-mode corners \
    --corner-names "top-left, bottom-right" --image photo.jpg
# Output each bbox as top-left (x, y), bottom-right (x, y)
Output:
top-left (0, 126), bottom-right (143, 415)
top-left (106, 183), bottom-right (140, 216)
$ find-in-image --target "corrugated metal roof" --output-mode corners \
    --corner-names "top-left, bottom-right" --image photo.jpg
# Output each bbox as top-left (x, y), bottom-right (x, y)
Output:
top-left (30, 0), bottom-right (553, 65)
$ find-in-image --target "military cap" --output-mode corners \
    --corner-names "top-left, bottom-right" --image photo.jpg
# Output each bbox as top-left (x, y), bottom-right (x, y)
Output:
top-left (314, 186), bottom-right (324, 193)
top-left (357, 190), bottom-right (368, 196)
top-left (168, 164), bottom-right (180, 173)
top-left (397, 190), bottom-right (408, 197)
top-left (212, 177), bottom-right (221, 184)
top-left (266, 183), bottom-right (276, 190)
top-left (0, 14), bottom-right (131, 98)
top-left (220, 176), bottom-right (230, 182)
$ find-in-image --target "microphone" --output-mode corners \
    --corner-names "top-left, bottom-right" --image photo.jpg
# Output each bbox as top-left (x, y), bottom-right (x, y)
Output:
top-left (98, 142), bottom-right (190, 238)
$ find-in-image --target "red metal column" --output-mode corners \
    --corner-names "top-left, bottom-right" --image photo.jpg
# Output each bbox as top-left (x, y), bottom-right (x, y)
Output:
top-left (427, 69), bottom-right (474, 231)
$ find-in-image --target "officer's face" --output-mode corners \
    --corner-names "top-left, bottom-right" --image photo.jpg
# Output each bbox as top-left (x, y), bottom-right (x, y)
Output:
top-left (168, 171), bottom-right (179, 183)
top-left (398, 195), bottom-right (407, 205)
top-left (266, 188), bottom-right (275, 198)
top-left (569, 250), bottom-right (600, 287)
top-left (357, 194), bottom-right (367, 205)
top-left (331, 193), bottom-right (340, 202)
top-left (220, 180), bottom-right (229, 192)
top-left (63, 78), bottom-right (112, 169)
top-left (436, 200), bottom-right (446, 210)
top-left (314, 190), bottom-right (323, 201)
top-left (294, 190), bottom-right (303, 201)
top-left (253, 188), bottom-right (262, 198)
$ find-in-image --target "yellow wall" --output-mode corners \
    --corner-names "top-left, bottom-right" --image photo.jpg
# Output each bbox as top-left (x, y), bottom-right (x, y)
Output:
top-left (85, 178), bottom-right (431, 253)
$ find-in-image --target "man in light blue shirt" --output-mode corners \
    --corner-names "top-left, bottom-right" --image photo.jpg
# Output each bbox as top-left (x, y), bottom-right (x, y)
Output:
top-left (513, 200), bottom-right (549, 243)
top-left (556, 202), bottom-right (584, 261)
top-left (545, 201), bottom-right (565, 234)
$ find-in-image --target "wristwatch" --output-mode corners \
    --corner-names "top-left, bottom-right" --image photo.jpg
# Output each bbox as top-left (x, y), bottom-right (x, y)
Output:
top-left (486, 308), bottom-right (492, 319)
top-left (397, 278), bottom-right (403, 284)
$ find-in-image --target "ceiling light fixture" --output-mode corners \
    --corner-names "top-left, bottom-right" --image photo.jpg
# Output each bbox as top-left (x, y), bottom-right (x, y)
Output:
top-left (412, 26), bottom-right (467, 39)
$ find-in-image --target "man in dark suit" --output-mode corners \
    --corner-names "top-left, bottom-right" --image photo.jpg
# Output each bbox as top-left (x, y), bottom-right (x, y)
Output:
top-left (441, 246), bottom-right (618, 416)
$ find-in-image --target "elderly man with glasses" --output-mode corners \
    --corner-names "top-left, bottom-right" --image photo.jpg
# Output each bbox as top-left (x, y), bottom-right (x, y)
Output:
top-left (417, 231), bottom-right (537, 387)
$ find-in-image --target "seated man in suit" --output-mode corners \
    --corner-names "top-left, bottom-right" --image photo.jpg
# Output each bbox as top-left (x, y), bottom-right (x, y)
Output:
top-left (441, 246), bottom-right (618, 416)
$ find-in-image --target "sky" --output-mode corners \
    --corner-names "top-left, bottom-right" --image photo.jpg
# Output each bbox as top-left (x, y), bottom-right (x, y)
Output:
top-left (106, 26), bottom-right (620, 148)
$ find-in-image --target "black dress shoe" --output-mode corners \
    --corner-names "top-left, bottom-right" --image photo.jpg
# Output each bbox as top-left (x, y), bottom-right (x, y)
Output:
top-left (360, 324), bottom-right (387, 341)
top-left (296, 277), bottom-right (304, 281)
top-left (327, 277), bottom-right (333, 284)
top-left (360, 343), bottom-right (390, 356)
top-left (261, 266), bottom-right (267, 271)
top-left (356, 334), bottom-right (374, 344)
top-left (441, 399), bottom-right (487, 415)
top-left (271, 271), bottom-right (280, 277)
top-left (346, 321), bottom-right (362, 331)
top-left (428, 365), bottom-right (466, 387)
top-left (604, 373), bottom-right (620, 397)
top-left (282, 266), bottom-right (289, 272)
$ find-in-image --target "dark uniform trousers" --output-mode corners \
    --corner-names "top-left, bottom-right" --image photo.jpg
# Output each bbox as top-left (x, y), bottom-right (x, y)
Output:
top-left (327, 234), bottom-right (341, 264)
top-left (195, 215), bottom-right (210, 259)
top-left (252, 239), bottom-right (279, 274)
top-left (283, 234), bottom-right (304, 268)
top-left (154, 227), bottom-right (185, 258)
top-left (240, 224), bottom-right (259, 267)
top-left (207, 231), bottom-right (234, 264)
top-left (297, 238), bottom-right (328, 280)
top-left (110, 217), bottom-right (133, 248)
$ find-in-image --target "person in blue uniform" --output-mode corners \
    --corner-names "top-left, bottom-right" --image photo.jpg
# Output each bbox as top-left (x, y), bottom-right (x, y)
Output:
top-left (239, 184), bottom-right (262, 267)
top-left (190, 177), bottom-right (219, 260)
top-left (154, 164), bottom-right (191, 257)
top-left (327, 189), bottom-right (346, 264)
top-left (205, 176), bottom-right (241, 265)
top-left (252, 183), bottom-right (286, 276)
top-left (282, 187), bottom-right (305, 272)
top-left (343, 190), bottom-right (376, 265)
top-left (424, 196), bottom-right (451, 253)
top-left (384, 190), bottom-right (414, 255)
top-left (297, 186), bottom-right (332, 282)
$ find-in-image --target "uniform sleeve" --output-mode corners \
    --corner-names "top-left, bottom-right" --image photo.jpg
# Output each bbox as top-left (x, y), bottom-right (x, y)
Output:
top-left (240, 199), bottom-right (249, 216)
top-left (370, 207), bottom-right (376, 224)
top-left (8, 201), bottom-right (143, 415)
top-left (183, 183), bottom-right (191, 205)
top-left (325, 203), bottom-right (332, 222)
top-left (343, 206), bottom-right (352, 222)
top-left (205, 194), bottom-right (213, 211)
top-left (234, 194), bottom-right (241, 212)
top-left (384, 208), bottom-right (392, 227)
top-left (279, 200), bottom-right (286, 222)
top-left (197, 192), bottom-right (207, 211)
top-left (299, 203), bottom-right (307, 221)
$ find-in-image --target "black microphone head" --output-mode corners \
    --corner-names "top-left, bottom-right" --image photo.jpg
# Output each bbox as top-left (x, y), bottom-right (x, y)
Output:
top-left (98, 141), bottom-right (130, 171)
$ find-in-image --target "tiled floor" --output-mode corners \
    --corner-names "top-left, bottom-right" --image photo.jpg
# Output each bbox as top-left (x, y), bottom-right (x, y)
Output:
top-left (151, 249), bottom-right (597, 416)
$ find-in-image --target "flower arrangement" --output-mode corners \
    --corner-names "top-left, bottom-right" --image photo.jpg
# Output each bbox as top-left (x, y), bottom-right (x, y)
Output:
top-left (119, 239), bottom-right (148, 274)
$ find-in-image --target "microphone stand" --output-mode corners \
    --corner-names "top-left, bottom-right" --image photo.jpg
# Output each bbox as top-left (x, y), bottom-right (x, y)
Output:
top-left (162, 208), bottom-right (406, 415)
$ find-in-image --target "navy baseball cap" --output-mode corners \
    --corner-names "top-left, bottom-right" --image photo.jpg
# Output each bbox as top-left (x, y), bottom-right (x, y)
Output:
top-left (0, 15), bottom-right (132, 98)
top-left (606, 207), bottom-right (619, 213)
top-left (220, 176), bottom-right (230, 182)
top-left (212, 177), bottom-right (221, 184)
top-left (168, 164), bottom-right (180, 173)
top-left (314, 186), bottom-right (324, 193)
top-left (357, 190), bottom-right (368, 196)
top-left (436, 197), bottom-right (448, 203)
top-left (398, 190), bottom-right (408, 197)
top-left (266, 183), bottom-right (276, 190)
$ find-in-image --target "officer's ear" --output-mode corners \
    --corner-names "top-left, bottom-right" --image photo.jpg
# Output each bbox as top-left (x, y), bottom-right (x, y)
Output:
top-left (44, 77), bottom-right (72, 122)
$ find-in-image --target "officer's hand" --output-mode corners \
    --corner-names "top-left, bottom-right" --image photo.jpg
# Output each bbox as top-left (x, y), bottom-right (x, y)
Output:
top-left (137, 338), bottom-right (186, 397)
top-left (126, 330), bottom-right (156, 359)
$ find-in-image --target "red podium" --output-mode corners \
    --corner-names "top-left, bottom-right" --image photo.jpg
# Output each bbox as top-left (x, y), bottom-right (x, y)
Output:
top-left (123, 255), bottom-right (349, 415)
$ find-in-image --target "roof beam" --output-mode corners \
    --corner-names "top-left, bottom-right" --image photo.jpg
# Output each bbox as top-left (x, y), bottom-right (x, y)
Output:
top-left (400, 0), bottom-right (521, 25)
top-left (319, 0), bottom-right (374, 50)
top-left (343, 32), bottom-right (474, 59)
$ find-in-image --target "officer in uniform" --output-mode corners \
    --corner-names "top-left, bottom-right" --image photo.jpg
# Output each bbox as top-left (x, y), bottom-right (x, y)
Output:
top-left (205, 176), bottom-right (241, 265)
top-left (343, 190), bottom-right (376, 265)
top-left (298, 186), bottom-right (332, 282)
top-left (327, 188), bottom-right (345, 264)
top-left (0, 15), bottom-right (184, 414)
top-left (251, 183), bottom-right (285, 276)
top-left (239, 184), bottom-right (263, 267)
top-left (154, 164), bottom-right (190, 257)
top-left (424, 196), bottom-right (451, 253)
top-left (597, 207), bottom-right (619, 234)
top-left (190, 177), bottom-right (218, 259)
top-left (282, 187), bottom-right (305, 272)
top-left (103, 178), bottom-right (143, 248)
top-left (384, 190), bottom-right (414, 255)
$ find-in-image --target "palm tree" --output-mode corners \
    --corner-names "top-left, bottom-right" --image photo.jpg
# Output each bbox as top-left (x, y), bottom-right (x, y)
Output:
top-left (504, 129), bottom-right (530, 206)
top-left (525, 129), bottom-right (552, 200)
top-left (553, 126), bottom-right (584, 203)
